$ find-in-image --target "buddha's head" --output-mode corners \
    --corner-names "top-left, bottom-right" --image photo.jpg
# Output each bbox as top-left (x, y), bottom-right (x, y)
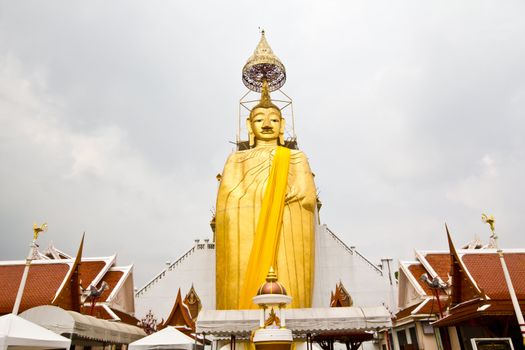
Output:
top-left (247, 81), bottom-right (285, 147)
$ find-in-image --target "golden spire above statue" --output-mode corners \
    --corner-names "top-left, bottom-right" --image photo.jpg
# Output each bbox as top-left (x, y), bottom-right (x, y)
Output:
top-left (242, 30), bottom-right (286, 92)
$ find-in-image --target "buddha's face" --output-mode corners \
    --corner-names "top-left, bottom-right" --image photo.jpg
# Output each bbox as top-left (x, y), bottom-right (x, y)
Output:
top-left (249, 107), bottom-right (282, 143)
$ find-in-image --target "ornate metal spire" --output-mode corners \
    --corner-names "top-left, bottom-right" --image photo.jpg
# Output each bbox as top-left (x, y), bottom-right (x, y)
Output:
top-left (266, 266), bottom-right (278, 282)
top-left (242, 30), bottom-right (286, 92)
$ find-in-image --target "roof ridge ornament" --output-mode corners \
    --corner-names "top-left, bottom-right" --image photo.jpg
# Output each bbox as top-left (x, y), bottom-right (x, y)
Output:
top-left (242, 30), bottom-right (286, 92)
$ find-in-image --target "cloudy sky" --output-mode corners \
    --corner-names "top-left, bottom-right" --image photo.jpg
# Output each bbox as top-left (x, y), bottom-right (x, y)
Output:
top-left (1, 1), bottom-right (525, 286)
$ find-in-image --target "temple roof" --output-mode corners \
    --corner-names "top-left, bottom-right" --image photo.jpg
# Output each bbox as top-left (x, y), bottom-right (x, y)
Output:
top-left (51, 234), bottom-right (84, 311)
top-left (0, 263), bottom-right (70, 314)
top-left (159, 288), bottom-right (195, 333)
top-left (330, 281), bottom-right (353, 307)
top-left (0, 245), bottom-right (134, 320)
top-left (396, 227), bottom-right (525, 325)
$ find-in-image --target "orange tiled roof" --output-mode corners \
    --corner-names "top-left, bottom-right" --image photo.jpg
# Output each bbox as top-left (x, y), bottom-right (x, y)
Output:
top-left (417, 298), bottom-right (448, 316)
top-left (396, 297), bottom-right (449, 320)
top-left (84, 304), bottom-right (139, 326)
top-left (78, 261), bottom-right (107, 289)
top-left (433, 299), bottom-right (525, 327)
top-left (99, 270), bottom-right (124, 301)
top-left (461, 252), bottom-right (525, 300)
top-left (111, 307), bottom-right (140, 326)
top-left (0, 263), bottom-right (69, 314)
top-left (424, 253), bottom-right (451, 280)
top-left (160, 289), bottom-right (194, 333)
top-left (395, 303), bottom-right (420, 320)
top-left (407, 263), bottom-right (432, 295)
top-left (0, 259), bottom-right (111, 315)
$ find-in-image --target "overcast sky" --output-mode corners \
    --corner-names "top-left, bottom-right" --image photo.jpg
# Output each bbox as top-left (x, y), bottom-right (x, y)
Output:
top-left (1, 1), bottom-right (525, 286)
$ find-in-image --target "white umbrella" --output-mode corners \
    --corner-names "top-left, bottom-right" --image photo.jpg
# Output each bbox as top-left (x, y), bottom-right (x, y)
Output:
top-left (129, 326), bottom-right (196, 350)
top-left (0, 313), bottom-right (71, 350)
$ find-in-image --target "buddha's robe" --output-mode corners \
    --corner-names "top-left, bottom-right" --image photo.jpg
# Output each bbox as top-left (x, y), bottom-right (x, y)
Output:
top-left (215, 146), bottom-right (317, 309)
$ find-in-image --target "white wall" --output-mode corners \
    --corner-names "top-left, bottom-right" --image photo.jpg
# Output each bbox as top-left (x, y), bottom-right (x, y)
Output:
top-left (313, 225), bottom-right (393, 309)
top-left (135, 225), bottom-right (393, 323)
top-left (135, 241), bottom-right (215, 320)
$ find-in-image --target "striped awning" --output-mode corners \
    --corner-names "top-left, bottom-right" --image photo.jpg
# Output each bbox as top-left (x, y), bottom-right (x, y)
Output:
top-left (196, 306), bottom-right (391, 338)
top-left (20, 305), bottom-right (145, 344)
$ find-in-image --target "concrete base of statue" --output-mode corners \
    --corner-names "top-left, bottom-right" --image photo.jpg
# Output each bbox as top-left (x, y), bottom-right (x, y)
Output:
top-left (253, 328), bottom-right (293, 350)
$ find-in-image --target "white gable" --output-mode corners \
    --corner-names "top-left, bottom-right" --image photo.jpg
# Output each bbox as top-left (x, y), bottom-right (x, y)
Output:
top-left (135, 226), bottom-right (394, 320)
top-left (135, 240), bottom-right (215, 320)
top-left (312, 225), bottom-right (395, 310)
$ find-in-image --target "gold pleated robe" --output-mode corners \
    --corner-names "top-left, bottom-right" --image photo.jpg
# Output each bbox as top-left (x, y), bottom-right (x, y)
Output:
top-left (215, 146), bottom-right (317, 309)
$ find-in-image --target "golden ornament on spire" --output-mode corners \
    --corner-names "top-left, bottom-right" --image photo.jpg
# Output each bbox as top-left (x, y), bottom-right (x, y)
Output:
top-left (266, 266), bottom-right (278, 282)
top-left (242, 30), bottom-right (286, 92)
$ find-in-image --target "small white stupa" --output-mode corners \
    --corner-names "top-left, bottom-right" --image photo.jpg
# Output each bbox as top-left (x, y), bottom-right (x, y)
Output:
top-left (251, 267), bottom-right (293, 350)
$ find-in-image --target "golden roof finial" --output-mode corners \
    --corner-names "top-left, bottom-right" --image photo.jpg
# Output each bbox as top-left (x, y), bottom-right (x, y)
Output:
top-left (242, 31), bottom-right (286, 92)
top-left (33, 222), bottom-right (48, 240)
top-left (481, 213), bottom-right (495, 234)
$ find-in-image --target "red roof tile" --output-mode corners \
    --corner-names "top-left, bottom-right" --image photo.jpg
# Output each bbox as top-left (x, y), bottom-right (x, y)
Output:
top-left (0, 259), bottom-right (110, 315)
top-left (433, 299), bottom-right (525, 327)
top-left (0, 263), bottom-right (69, 314)
top-left (99, 270), bottom-right (124, 301)
top-left (407, 264), bottom-right (432, 295)
top-left (78, 261), bottom-right (107, 288)
top-left (424, 253), bottom-right (451, 280)
top-left (160, 289), bottom-right (194, 333)
top-left (83, 304), bottom-right (139, 326)
top-left (111, 307), bottom-right (140, 326)
top-left (462, 253), bottom-right (525, 300)
top-left (396, 298), bottom-right (449, 320)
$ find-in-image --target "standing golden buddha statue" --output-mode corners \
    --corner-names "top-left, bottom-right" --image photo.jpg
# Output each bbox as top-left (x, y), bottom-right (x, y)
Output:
top-left (215, 32), bottom-right (317, 310)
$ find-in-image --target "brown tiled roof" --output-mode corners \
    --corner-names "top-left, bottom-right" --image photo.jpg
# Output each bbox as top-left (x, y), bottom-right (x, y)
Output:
top-left (418, 298), bottom-right (448, 315)
top-left (396, 298), bottom-right (449, 320)
top-left (99, 270), bottom-right (124, 301)
top-left (160, 289), bottom-right (194, 334)
top-left (395, 303), bottom-right (419, 320)
top-left (52, 235), bottom-right (84, 312)
top-left (84, 305), bottom-right (139, 326)
top-left (407, 263), bottom-right (432, 295)
top-left (433, 299), bottom-right (525, 327)
top-left (78, 261), bottom-right (107, 288)
top-left (424, 253), bottom-right (451, 280)
top-left (462, 252), bottom-right (525, 300)
top-left (0, 259), bottom-right (110, 315)
top-left (0, 263), bottom-right (69, 314)
top-left (111, 307), bottom-right (141, 326)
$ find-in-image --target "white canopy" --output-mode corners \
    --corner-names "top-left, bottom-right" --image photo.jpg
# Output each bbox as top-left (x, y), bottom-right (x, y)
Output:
top-left (129, 326), bottom-right (196, 350)
top-left (20, 305), bottom-right (145, 344)
top-left (0, 313), bottom-right (71, 350)
top-left (197, 306), bottom-right (392, 337)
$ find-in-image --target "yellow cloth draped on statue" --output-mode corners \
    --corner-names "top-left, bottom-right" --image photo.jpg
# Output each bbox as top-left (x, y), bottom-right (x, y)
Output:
top-left (215, 145), bottom-right (317, 309)
top-left (239, 146), bottom-right (290, 309)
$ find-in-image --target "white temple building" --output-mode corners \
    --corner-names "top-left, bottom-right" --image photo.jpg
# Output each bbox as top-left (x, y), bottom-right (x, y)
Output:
top-left (135, 225), bottom-right (396, 322)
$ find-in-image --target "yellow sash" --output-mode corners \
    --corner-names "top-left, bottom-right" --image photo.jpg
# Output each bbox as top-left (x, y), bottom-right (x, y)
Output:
top-left (238, 146), bottom-right (291, 309)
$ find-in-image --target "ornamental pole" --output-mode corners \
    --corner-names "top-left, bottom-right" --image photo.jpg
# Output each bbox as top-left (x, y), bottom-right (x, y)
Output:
top-left (12, 223), bottom-right (47, 315)
top-left (482, 214), bottom-right (525, 346)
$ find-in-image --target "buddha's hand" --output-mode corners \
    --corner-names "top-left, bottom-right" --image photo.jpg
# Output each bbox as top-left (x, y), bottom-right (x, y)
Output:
top-left (284, 186), bottom-right (300, 203)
